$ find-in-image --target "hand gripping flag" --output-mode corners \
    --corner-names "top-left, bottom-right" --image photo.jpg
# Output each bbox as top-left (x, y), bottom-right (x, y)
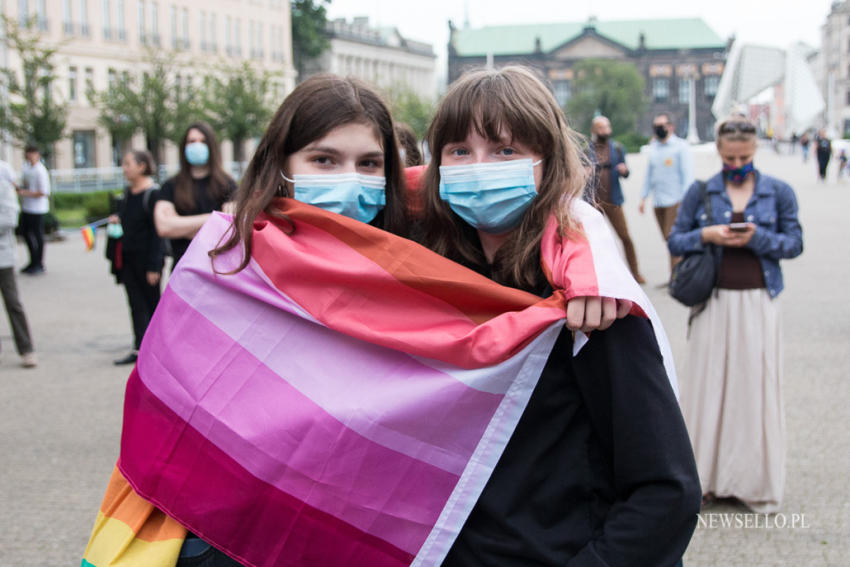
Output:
top-left (84, 198), bottom-right (676, 567)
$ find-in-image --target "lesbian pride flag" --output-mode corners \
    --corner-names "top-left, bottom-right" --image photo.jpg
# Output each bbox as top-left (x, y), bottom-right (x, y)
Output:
top-left (98, 198), bottom-right (675, 567)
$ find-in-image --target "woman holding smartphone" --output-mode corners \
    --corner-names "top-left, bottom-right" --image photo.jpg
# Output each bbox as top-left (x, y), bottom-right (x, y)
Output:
top-left (668, 116), bottom-right (803, 513)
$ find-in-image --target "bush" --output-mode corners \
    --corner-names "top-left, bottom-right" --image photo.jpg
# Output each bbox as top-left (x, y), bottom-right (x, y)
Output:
top-left (53, 190), bottom-right (122, 223)
top-left (615, 132), bottom-right (650, 154)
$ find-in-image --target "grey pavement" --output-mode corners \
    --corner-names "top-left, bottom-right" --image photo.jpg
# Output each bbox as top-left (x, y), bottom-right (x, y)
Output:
top-left (0, 145), bottom-right (847, 565)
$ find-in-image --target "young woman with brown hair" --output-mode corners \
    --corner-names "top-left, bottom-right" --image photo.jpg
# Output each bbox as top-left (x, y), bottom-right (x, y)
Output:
top-left (419, 65), bottom-right (700, 566)
top-left (154, 121), bottom-right (237, 268)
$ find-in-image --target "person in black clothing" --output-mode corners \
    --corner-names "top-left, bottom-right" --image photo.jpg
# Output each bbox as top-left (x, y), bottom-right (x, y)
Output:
top-left (109, 150), bottom-right (165, 365)
top-left (418, 66), bottom-right (701, 566)
top-left (154, 122), bottom-right (237, 268)
top-left (815, 129), bottom-right (832, 181)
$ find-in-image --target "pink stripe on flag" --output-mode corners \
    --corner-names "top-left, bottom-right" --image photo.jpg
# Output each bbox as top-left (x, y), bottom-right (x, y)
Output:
top-left (136, 288), bottom-right (492, 553)
top-left (121, 370), bottom-right (416, 567)
top-left (157, 264), bottom-right (505, 473)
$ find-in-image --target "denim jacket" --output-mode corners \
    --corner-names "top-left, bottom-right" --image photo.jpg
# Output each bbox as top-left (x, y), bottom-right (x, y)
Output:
top-left (667, 170), bottom-right (803, 298)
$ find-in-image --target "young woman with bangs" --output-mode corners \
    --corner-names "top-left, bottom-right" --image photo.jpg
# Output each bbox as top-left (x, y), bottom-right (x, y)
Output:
top-left (419, 66), bottom-right (701, 566)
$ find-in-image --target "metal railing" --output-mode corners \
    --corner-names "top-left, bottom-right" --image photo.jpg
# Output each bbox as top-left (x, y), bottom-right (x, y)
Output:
top-left (50, 161), bottom-right (249, 193)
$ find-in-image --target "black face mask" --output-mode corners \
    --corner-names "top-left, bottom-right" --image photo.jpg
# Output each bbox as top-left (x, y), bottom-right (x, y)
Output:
top-left (654, 125), bottom-right (669, 139)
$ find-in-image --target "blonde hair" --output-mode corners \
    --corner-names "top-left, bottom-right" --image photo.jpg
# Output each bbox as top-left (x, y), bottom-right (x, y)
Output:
top-left (418, 65), bottom-right (588, 290)
top-left (716, 115), bottom-right (758, 147)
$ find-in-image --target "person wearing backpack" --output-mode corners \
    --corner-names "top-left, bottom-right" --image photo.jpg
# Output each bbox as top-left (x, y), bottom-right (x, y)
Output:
top-left (586, 115), bottom-right (646, 283)
top-left (109, 150), bottom-right (165, 366)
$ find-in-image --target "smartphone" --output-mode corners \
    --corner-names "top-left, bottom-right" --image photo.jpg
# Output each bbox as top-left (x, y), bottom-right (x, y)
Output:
top-left (729, 222), bottom-right (749, 232)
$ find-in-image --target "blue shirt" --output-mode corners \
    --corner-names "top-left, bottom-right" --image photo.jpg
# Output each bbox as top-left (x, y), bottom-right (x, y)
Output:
top-left (641, 135), bottom-right (693, 207)
top-left (667, 171), bottom-right (803, 298)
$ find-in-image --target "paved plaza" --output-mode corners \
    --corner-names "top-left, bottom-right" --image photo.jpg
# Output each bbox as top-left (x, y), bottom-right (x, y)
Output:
top-left (1, 145), bottom-right (847, 565)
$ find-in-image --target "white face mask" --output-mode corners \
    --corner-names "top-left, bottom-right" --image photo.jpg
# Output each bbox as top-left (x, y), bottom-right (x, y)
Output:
top-left (280, 171), bottom-right (387, 223)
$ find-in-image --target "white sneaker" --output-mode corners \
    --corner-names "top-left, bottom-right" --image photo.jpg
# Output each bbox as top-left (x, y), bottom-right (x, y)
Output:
top-left (21, 352), bottom-right (38, 368)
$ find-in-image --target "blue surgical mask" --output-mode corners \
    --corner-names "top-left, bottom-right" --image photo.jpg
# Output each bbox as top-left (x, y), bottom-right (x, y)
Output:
top-left (185, 142), bottom-right (210, 166)
top-left (280, 171), bottom-right (387, 223)
top-left (439, 159), bottom-right (541, 233)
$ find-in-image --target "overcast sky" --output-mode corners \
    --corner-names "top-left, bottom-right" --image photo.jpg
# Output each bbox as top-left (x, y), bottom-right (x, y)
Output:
top-left (327, 0), bottom-right (835, 78)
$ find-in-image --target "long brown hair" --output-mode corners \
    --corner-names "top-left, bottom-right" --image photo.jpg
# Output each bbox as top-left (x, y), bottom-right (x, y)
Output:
top-left (173, 121), bottom-right (234, 212)
top-left (419, 66), bottom-right (588, 291)
top-left (211, 74), bottom-right (408, 272)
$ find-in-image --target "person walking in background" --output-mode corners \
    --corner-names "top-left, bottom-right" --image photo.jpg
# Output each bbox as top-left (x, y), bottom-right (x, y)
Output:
top-left (838, 148), bottom-right (848, 181)
top-left (668, 116), bottom-right (803, 513)
top-left (586, 115), bottom-right (646, 283)
top-left (17, 146), bottom-right (51, 275)
top-left (108, 150), bottom-right (165, 366)
top-left (153, 122), bottom-right (236, 269)
top-left (0, 158), bottom-right (37, 368)
top-left (640, 112), bottom-right (694, 282)
top-left (815, 129), bottom-right (832, 181)
top-left (800, 131), bottom-right (811, 162)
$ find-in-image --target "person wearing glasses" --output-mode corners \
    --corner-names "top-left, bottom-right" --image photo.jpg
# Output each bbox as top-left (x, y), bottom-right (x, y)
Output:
top-left (668, 116), bottom-right (803, 513)
top-left (639, 113), bottom-right (694, 283)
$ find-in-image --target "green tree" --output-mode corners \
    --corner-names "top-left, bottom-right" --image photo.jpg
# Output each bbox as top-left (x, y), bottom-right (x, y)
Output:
top-left (291, 0), bottom-right (330, 80)
top-left (92, 49), bottom-right (200, 165)
top-left (0, 16), bottom-right (67, 162)
top-left (200, 62), bottom-right (277, 163)
top-left (565, 59), bottom-right (645, 137)
top-left (385, 86), bottom-right (433, 141)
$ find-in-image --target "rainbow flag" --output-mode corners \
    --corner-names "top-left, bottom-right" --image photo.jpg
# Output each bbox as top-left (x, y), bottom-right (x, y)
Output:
top-left (81, 224), bottom-right (96, 251)
top-left (87, 198), bottom-right (675, 567)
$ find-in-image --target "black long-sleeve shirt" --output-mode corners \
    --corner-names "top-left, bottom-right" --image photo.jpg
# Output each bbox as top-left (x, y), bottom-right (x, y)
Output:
top-left (443, 317), bottom-right (701, 567)
top-left (118, 187), bottom-right (164, 273)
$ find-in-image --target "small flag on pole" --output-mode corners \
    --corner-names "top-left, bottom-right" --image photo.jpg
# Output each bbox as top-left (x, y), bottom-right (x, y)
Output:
top-left (81, 224), bottom-right (96, 251)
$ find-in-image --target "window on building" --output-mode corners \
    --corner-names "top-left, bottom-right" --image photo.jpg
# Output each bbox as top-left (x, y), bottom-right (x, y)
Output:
top-left (84, 67), bottom-right (94, 97)
top-left (652, 78), bottom-right (669, 102)
top-left (170, 4), bottom-right (177, 48)
top-left (678, 78), bottom-right (690, 104)
top-left (63, 0), bottom-right (73, 34)
top-left (200, 10), bottom-right (207, 50)
top-left (36, 0), bottom-right (48, 30)
top-left (73, 130), bottom-right (96, 168)
top-left (225, 15), bottom-right (232, 54)
top-left (150, 1), bottom-right (158, 44)
top-left (181, 7), bottom-right (188, 47)
top-left (18, 0), bottom-right (28, 25)
top-left (209, 13), bottom-right (216, 51)
top-left (704, 75), bottom-right (720, 97)
top-left (117, 0), bottom-right (125, 39)
top-left (137, 0), bottom-right (145, 43)
top-left (80, 0), bottom-right (89, 35)
top-left (102, 0), bottom-right (111, 38)
top-left (846, 90), bottom-right (850, 105)
top-left (844, 118), bottom-right (850, 137)
top-left (107, 68), bottom-right (117, 88)
top-left (553, 80), bottom-right (571, 108)
top-left (256, 22), bottom-right (263, 58)
top-left (234, 17), bottom-right (241, 55)
top-left (68, 66), bottom-right (78, 101)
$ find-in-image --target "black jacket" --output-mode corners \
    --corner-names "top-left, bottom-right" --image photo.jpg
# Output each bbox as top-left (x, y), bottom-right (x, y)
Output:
top-left (443, 317), bottom-right (701, 567)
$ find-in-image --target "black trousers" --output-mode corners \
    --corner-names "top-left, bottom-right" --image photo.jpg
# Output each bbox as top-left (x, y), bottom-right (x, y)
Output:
top-left (0, 267), bottom-right (34, 355)
top-left (121, 250), bottom-right (161, 350)
top-left (19, 212), bottom-right (45, 269)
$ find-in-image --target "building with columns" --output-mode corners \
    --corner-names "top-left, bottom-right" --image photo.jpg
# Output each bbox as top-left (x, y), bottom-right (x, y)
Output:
top-left (302, 16), bottom-right (437, 102)
top-left (819, 0), bottom-right (850, 137)
top-left (448, 17), bottom-right (729, 140)
top-left (1, 0), bottom-right (296, 170)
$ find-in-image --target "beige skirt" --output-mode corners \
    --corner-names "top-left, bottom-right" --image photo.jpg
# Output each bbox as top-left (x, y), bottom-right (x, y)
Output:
top-left (680, 288), bottom-right (785, 513)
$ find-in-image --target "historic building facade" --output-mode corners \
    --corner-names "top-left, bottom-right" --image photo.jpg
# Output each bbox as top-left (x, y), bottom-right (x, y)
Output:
top-left (302, 16), bottom-right (437, 102)
top-left (2, 0), bottom-right (296, 170)
top-left (819, 0), bottom-right (850, 137)
top-left (448, 18), bottom-right (729, 140)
